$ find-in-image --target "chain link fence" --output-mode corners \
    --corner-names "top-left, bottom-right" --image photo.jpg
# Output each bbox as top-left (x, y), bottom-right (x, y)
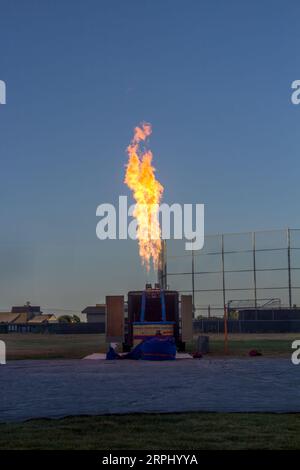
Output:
top-left (161, 228), bottom-right (300, 318)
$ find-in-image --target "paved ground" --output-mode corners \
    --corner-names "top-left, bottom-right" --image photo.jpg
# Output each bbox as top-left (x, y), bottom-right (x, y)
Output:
top-left (1, 358), bottom-right (299, 422)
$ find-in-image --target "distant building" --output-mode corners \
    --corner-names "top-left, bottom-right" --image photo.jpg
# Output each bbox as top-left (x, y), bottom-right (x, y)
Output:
top-left (0, 302), bottom-right (57, 325)
top-left (11, 302), bottom-right (41, 320)
top-left (82, 304), bottom-right (105, 323)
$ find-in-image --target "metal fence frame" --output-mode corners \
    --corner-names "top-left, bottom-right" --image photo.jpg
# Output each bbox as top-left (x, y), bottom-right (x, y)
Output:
top-left (160, 228), bottom-right (300, 317)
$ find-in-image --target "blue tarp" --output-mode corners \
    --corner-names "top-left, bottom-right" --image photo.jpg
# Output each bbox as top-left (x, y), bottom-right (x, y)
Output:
top-left (106, 337), bottom-right (176, 361)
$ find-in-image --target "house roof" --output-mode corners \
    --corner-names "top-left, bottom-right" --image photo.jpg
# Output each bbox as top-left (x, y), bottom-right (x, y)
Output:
top-left (0, 312), bottom-right (57, 324)
top-left (13, 312), bottom-right (30, 324)
top-left (11, 305), bottom-right (41, 314)
top-left (28, 314), bottom-right (57, 324)
top-left (0, 313), bottom-right (21, 323)
top-left (82, 305), bottom-right (106, 315)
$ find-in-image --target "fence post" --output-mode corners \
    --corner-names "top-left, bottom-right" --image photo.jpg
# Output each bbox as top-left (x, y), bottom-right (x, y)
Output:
top-left (192, 249), bottom-right (195, 317)
top-left (287, 228), bottom-right (292, 308)
top-left (158, 240), bottom-right (168, 289)
top-left (252, 231), bottom-right (257, 308)
top-left (221, 234), bottom-right (228, 353)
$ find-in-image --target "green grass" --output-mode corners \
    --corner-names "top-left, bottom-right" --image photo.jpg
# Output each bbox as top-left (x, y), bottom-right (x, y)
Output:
top-left (204, 338), bottom-right (292, 357)
top-left (1, 413), bottom-right (300, 450)
top-left (0, 332), bottom-right (296, 360)
top-left (0, 333), bottom-right (104, 360)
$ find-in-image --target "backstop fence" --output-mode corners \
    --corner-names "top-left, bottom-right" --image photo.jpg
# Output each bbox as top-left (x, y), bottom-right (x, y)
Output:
top-left (160, 228), bottom-right (300, 318)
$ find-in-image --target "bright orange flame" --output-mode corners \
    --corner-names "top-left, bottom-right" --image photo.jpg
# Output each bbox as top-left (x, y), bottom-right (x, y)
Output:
top-left (125, 123), bottom-right (164, 270)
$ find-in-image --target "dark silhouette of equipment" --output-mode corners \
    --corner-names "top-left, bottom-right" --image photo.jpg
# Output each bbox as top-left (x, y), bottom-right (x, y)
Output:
top-left (105, 284), bottom-right (193, 352)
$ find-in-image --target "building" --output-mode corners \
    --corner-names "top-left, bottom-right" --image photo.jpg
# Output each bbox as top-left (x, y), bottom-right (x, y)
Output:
top-left (0, 303), bottom-right (57, 325)
top-left (82, 304), bottom-right (105, 323)
top-left (236, 308), bottom-right (300, 321)
top-left (11, 302), bottom-right (41, 320)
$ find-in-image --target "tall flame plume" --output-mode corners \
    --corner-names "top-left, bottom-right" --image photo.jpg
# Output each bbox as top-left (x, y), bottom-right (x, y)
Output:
top-left (125, 123), bottom-right (164, 271)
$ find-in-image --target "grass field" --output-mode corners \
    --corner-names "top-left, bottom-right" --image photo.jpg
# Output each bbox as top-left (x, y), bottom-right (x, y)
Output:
top-left (0, 332), bottom-right (296, 360)
top-left (1, 413), bottom-right (300, 450)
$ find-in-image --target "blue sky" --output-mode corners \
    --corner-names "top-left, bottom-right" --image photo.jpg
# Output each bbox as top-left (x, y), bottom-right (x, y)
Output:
top-left (0, 0), bottom-right (299, 312)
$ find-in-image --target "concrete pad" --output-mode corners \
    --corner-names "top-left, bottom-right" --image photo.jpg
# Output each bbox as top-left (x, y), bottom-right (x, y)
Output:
top-left (0, 357), bottom-right (299, 423)
top-left (82, 352), bottom-right (193, 360)
top-left (83, 353), bottom-right (107, 360)
top-left (176, 352), bottom-right (193, 359)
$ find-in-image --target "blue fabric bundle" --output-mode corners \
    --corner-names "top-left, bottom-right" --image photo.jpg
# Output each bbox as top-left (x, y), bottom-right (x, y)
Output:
top-left (106, 336), bottom-right (176, 361)
top-left (140, 337), bottom-right (176, 361)
top-left (106, 346), bottom-right (121, 360)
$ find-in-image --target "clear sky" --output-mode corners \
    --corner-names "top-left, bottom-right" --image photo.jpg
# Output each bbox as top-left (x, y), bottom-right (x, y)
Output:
top-left (0, 0), bottom-right (299, 313)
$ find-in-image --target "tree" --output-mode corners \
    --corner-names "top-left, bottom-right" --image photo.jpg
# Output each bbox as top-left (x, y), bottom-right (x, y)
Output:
top-left (58, 315), bottom-right (81, 323)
